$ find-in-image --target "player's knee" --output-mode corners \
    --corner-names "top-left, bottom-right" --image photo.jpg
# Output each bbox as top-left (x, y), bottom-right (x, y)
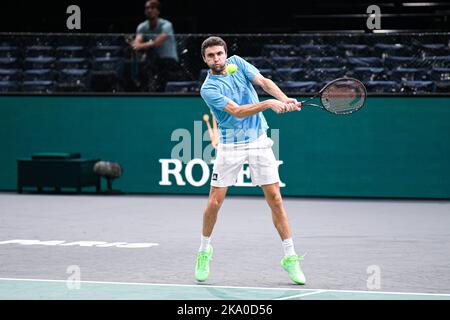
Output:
top-left (268, 193), bottom-right (283, 209)
top-left (208, 197), bottom-right (224, 210)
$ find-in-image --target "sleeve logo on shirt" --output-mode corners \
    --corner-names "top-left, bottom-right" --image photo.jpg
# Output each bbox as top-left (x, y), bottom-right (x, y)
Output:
top-left (212, 173), bottom-right (218, 181)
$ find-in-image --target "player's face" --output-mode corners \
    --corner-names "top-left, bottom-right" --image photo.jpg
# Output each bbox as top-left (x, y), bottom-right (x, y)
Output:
top-left (145, 2), bottom-right (160, 19)
top-left (203, 46), bottom-right (227, 74)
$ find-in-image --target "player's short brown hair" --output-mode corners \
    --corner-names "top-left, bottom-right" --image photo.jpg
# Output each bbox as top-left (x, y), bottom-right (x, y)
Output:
top-left (201, 36), bottom-right (227, 58)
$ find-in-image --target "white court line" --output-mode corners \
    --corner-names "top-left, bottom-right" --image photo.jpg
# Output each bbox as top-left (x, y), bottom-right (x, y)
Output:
top-left (0, 277), bottom-right (316, 292)
top-left (0, 277), bottom-right (450, 297)
top-left (275, 290), bottom-right (327, 300)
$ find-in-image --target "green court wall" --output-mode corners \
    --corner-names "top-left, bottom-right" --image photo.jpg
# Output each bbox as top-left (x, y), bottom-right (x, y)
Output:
top-left (1, 95), bottom-right (449, 198)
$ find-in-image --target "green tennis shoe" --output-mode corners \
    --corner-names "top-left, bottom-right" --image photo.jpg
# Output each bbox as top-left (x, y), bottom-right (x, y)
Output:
top-left (281, 254), bottom-right (306, 285)
top-left (195, 245), bottom-right (213, 282)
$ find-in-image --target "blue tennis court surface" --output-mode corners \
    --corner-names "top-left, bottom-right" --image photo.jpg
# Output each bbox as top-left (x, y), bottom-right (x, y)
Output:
top-left (1, 278), bottom-right (449, 300)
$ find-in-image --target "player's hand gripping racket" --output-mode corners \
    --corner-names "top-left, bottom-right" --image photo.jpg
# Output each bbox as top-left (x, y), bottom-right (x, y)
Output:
top-left (299, 77), bottom-right (367, 115)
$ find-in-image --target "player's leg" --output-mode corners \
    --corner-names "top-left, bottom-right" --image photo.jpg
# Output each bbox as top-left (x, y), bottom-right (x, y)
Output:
top-left (261, 182), bottom-right (291, 241)
top-left (247, 136), bottom-right (292, 242)
top-left (202, 145), bottom-right (246, 240)
top-left (248, 134), bottom-right (306, 284)
top-left (195, 186), bottom-right (228, 282)
top-left (261, 182), bottom-right (306, 285)
top-left (195, 145), bottom-right (245, 282)
top-left (202, 186), bottom-right (228, 241)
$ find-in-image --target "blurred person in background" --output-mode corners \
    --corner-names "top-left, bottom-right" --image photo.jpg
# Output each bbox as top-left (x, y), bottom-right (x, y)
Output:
top-left (128, 0), bottom-right (181, 92)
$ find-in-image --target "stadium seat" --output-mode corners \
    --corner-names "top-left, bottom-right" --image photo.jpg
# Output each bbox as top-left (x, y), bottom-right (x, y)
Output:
top-left (384, 56), bottom-right (416, 69)
top-left (337, 44), bottom-right (371, 57)
top-left (0, 57), bottom-right (21, 69)
top-left (56, 46), bottom-right (87, 58)
top-left (22, 36), bottom-right (54, 47)
top-left (347, 57), bottom-right (383, 68)
top-left (423, 55), bottom-right (450, 68)
top-left (308, 57), bottom-right (342, 68)
top-left (0, 80), bottom-right (20, 92)
top-left (90, 57), bottom-right (124, 91)
top-left (434, 81), bottom-right (450, 92)
top-left (24, 57), bottom-right (56, 69)
top-left (0, 46), bottom-right (20, 58)
top-left (431, 67), bottom-right (450, 81)
top-left (24, 69), bottom-right (55, 81)
top-left (400, 81), bottom-right (435, 93)
top-left (0, 69), bottom-right (22, 81)
top-left (262, 44), bottom-right (297, 57)
top-left (298, 44), bottom-right (334, 57)
top-left (25, 45), bottom-right (54, 57)
top-left (57, 69), bottom-right (91, 92)
top-left (390, 68), bottom-right (429, 81)
top-left (92, 57), bottom-right (123, 72)
top-left (278, 81), bottom-right (318, 94)
top-left (274, 68), bottom-right (305, 82)
top-left (311, 68), bottom-right (346, 82)
top-left (365, 81), bottom-right (398, 93)
top-left (270, 57), bottom-right (302, 69)
top-left (374, 44), bottom-right (411, 57)
top-left (57, 58), bottom-right (90, 70)
top-left (244, 57), bottom-right (272, 69)
top-left (22, 80), bottom-right (55, 93)
top-left (92, 45), bottom-right (123, 58)
top-left (165, 81), bottom-right (200, 93)
top-left (351, 67), bottom-right (385, 81)
top-left (90, 35), bottom-right (124, 47)
top-left (419, 44), bottom-right (450, 57)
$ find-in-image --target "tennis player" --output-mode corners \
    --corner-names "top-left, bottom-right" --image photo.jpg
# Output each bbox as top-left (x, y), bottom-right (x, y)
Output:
top-left (195, 36), bottom-right (306, 285)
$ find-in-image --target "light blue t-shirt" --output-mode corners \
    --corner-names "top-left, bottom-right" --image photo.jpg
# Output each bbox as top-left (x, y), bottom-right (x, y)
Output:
top-left (200, 55), bottom-right (269, 144)
top-left (136, 18), bottom-right (179, 61)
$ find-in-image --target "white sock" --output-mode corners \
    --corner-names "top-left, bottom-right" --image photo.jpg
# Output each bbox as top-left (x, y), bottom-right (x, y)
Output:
top-left (199, 235), bottom-right (211, 252)
top-left (282, 238), bottom-right (297, 257)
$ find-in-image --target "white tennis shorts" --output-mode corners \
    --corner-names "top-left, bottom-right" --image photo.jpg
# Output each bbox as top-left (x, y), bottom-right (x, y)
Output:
top-left (210, 134), bottom-right (280, 187)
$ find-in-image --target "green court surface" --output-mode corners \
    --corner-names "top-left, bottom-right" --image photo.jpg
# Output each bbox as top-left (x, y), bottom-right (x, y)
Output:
top-left (1, 278), bottom-right (449, 300)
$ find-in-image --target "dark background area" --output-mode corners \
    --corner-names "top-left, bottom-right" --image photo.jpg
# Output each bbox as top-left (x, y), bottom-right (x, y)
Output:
top-left (1, 0), bottom-right (450, 34)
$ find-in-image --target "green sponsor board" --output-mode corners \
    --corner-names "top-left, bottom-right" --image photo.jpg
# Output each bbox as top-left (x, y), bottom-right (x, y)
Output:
top-left (1, 95), bottom-right (450, 198)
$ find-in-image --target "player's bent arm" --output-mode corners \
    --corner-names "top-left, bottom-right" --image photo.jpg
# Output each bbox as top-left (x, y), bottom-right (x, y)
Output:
top-left (130, 34), bottom-right (150, 50)
top-left (136, 34), bottom-right (144, 42)
top-left (252, 73), bottom-right (289, 102)
top-left (224, 100), bottom-right (268, 118)
top-left (131, 33), bottom-right (168, 49)
top-left (149, 32), bottom-right (169, 47)
top-left (130, 34), bottom-right (144, 45)
top-left (224, 99), bottom-right (285, 118)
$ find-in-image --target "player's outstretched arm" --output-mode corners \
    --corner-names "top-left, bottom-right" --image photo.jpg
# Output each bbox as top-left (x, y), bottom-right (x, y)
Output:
top-left (252, 73), bottom-right (301, 110)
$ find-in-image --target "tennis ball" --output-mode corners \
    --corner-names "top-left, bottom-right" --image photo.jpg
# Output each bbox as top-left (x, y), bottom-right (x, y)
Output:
top-left (226, 64), bottom-right (238, 75)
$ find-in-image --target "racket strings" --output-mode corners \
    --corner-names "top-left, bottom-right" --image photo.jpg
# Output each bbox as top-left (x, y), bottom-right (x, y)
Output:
top-left (321, 79), bottom-right (366, 114)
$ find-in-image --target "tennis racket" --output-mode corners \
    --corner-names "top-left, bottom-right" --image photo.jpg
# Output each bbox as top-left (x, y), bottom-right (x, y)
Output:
top-left (299, 77), bottom-right (367, 115)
